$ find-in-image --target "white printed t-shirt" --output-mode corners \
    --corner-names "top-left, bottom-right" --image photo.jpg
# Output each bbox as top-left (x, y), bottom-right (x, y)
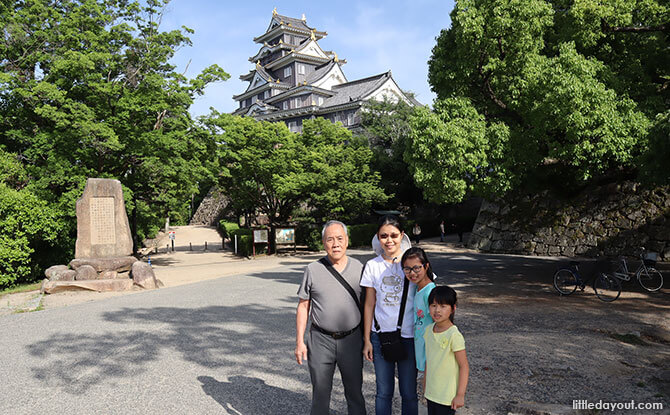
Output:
top-left (360, 255), bottom-right (415, 338)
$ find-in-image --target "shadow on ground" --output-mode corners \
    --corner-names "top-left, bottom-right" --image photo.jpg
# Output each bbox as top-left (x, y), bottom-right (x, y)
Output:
top-left (27, 302), bottom-right (305, 395)
top-left (198, 375), bottom-right (310, 415)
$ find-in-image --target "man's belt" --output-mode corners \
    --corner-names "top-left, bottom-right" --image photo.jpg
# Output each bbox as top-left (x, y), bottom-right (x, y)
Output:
top-left (312, 323), bottom-right (359, 340)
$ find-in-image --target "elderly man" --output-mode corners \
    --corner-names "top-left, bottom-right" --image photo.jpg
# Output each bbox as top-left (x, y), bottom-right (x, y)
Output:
top-left (295, 220), bottom-right (366, 415)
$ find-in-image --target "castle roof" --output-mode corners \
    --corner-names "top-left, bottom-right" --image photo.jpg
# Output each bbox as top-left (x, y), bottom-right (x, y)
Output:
top-left (321, 72), bottom-right (392, 107)
top-left (253, 11), bottom-right (327, 44)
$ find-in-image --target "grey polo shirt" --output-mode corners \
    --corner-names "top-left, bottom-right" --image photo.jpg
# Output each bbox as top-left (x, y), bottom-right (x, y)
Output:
top-left (297, 256), bottom-right (364, 333)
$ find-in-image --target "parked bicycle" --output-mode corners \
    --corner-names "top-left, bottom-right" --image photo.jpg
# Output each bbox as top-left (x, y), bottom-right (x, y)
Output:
top-left (553, 261), bottom-right (621, 302)
top-left (605, 249), bottom-right (664, 292)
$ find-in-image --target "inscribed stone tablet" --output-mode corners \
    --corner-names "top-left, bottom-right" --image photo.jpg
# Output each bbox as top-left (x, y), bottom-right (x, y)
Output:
top-left (90, 197), bottom-right (116, 245)
top-left (75, 178), bottom-right (133, 258)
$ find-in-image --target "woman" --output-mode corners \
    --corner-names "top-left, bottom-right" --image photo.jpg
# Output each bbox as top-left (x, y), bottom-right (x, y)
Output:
top-left (361, 215), bottom-right (418, 415)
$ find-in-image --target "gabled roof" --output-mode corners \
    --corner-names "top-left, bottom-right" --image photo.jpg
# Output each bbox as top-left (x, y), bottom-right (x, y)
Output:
top-left (309, 61), bottom-right (348, 89)
top-left (248, 42), bottom-right (293, 62)
top-left (265, 51), bottom-right (330, 70)
top-left (321, 72), bottom-right (392, 107)
top-left (268, 13), bottom-right (312, 32)
top-left (293, 39), bottom-right (328, 59)
top-left (305, 61), bottom-right (339, 84)
top-left (254, 10), bottom-right (327, 44)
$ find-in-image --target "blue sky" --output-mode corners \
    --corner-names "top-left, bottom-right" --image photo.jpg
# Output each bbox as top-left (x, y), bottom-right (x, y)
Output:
top-left (160, 1), bottom-right (455, 117)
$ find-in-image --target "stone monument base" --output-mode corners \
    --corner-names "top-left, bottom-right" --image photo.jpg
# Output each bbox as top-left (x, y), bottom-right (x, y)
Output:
top-left (41, 278), bottom-right (134, 294)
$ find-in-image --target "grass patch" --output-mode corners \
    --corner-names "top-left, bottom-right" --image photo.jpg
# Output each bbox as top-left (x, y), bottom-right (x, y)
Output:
top-left (0, 282), bottom-right (41, 298)
top-left (610, 333), bottom-right (647, 346)
top-left (636, 381), bottom-right (646, 387)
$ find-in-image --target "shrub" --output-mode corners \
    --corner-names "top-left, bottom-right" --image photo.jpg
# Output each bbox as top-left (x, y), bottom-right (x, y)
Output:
top-left (304, 229), bottom-right (323, 251)
top-left (228, 228), bottom-right (258, 256)
top-left (218, 220), bottom-right (240, 239)
top-left (0, 184), bottom-right (63, 288)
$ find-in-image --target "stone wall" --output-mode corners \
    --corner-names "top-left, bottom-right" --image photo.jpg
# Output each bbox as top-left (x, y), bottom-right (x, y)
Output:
top-left (468, 182), bottom-right (670, 261)
top-left (189, 187), bottom-right (229, 226)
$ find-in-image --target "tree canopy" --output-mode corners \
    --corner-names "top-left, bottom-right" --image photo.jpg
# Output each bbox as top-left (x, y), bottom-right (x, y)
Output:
top-left (0, 0), bottom-right (228, 287)
top-left (359, 98), bottom-right (424, 208)
top-left (418, 0), bottom-right (668, 203)
top-left (202, 114), bottom-right (387, 232)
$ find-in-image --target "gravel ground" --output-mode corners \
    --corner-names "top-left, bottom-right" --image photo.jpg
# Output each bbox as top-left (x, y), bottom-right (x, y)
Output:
top-left (426, 249), bottom-right (670, 415)
top-left (2, 236), bottom-right (668, 414)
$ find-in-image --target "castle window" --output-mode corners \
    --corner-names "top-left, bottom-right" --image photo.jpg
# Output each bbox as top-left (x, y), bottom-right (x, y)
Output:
top-left (297, 64), bottom-right (305, 75)
top-left (284, 66), bottom-right (292, 77)
top-left (347, 112), bottom-right (355, 125)
top-left (283, 101), bottom-right (289, 110)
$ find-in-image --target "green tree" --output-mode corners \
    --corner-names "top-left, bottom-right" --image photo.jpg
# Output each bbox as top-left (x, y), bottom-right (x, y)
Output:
top-left (0, 0), bottom-right (229, 257)
top-left (202, 114), bottom-right (387, 247)
top-left (421, 0), bottom-right (667, 202)
top-left (0, 150), bottom-right (64, 288)
top-left (359, 98), bottom-right (422, 207)
top-left (406, 98), bottom-right (509, 204)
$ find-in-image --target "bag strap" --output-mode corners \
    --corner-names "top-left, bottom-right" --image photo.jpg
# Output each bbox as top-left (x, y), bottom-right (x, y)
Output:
top-left (319, 257), bottom-right (362, 314)
top-left (374, 273), bottom-right (409, 332)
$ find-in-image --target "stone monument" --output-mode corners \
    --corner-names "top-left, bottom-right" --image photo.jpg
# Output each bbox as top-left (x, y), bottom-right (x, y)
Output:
top-left (75, 178), bottom-right (133, 258)
top-left (41, 178), bottom-right (161, 293)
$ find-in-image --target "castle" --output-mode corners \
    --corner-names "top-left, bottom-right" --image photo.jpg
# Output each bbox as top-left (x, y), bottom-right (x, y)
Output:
top-left (232, 9), bottom-right (418, 132)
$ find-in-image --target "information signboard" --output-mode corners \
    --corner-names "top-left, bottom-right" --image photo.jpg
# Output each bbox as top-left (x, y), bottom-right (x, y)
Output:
top-left (275, 228), bottom-right (295, 245)
top-left (253, 229), bottom-right (269, 243)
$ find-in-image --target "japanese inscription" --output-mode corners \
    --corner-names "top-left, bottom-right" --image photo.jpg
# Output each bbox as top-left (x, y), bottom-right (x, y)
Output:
top-left (90, 197), bottom-right (116, 245)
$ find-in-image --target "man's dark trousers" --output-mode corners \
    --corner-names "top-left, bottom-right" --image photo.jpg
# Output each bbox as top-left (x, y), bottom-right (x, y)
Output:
top-left (307, 327), bottom-right (366, 415)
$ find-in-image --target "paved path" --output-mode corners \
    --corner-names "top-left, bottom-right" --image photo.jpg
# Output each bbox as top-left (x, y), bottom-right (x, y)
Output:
top-left (1, 235), bottom-right (668, 414)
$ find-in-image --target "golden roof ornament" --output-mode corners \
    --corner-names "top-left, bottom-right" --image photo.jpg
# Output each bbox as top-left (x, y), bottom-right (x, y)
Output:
top-left (279, 39), bottom-right (283, 44)
top-left (272, 7), bottom-right (277, 16)
top-left (256, 60), bottom-right (261, 66)
top-left (310, 29), bottom-right (316, 40)
top-left (334, 52), bottom-right (339, 63)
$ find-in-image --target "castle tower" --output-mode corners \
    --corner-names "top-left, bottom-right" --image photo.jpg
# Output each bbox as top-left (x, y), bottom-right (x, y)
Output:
top-left (232, 9), bottom-right (418, 132)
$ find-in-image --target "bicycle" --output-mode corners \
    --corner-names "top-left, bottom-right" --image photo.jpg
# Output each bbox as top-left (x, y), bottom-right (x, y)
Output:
top-left (553, 261), bottom-right (621, 302)
top-left (606, 249), bottom-right (664, 292)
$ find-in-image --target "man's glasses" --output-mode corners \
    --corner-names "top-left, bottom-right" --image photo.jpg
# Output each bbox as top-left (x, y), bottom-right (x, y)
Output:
top-left (379, 233), bottom-right (401, 239)
top-left (402, 265), bottom-right (425, 274)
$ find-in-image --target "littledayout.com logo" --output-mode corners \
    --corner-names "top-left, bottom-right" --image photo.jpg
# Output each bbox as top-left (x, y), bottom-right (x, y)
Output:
top-left (573, 399), bottom-right (664, 411)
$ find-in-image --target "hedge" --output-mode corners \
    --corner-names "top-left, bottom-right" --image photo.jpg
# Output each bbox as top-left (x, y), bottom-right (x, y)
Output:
top-left (218, 220), bottom-right (240, 239)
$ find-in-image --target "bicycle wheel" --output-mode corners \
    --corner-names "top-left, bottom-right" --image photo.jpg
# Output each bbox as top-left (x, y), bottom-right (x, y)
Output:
top-left (637, 267), bottom-right (664, 292)
top-left (553, 269), bottom-right (578, 295)
top-left (593, 273), bottom-right (621, 302)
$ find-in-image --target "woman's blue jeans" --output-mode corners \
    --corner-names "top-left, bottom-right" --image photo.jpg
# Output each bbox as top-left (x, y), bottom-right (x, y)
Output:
top-left (371, 332), bottom-right (418, 415)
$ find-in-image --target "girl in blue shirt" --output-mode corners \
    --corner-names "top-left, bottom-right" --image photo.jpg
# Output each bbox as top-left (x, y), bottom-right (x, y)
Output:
top-left (401, 247), bottom-right (436, 373)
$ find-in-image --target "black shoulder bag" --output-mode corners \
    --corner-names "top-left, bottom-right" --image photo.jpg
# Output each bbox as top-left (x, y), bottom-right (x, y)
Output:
top-left (318, 258), bottom-right (362, 314)
top-left (374, 275), bottom-right (409, 362)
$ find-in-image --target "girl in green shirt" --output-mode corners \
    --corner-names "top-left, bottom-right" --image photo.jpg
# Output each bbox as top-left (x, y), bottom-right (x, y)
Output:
top-left (423, 285), bottom-right (470, 414)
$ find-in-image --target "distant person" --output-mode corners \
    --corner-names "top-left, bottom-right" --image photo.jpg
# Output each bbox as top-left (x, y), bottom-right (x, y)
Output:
top-left (439, 221), bottom-right (445, 242)
top-left (424, 286), bottom-right (470, 414)
top-left (295, 220), bottom-right (366, 415)
top-left (449, 221), bottom-right (464, 243)
top-left (401, 247), bottom-right (436, 401)
top-left (412, 223), bottom-right (422, 245)
top-left (362, 215), bottom-right (417, 415)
